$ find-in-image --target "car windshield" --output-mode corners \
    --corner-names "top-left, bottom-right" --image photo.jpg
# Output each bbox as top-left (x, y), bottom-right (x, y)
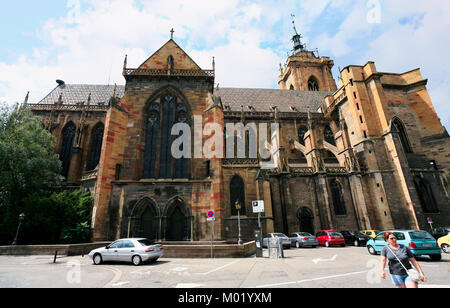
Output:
top-left (409, 231), bottom-right (434, 240)
top-left (298, 233), bottom-right (312, 236)
top-left (273, 233), bottom-right (287, 238)
top-left (341, 231), bottom-right (353, 236)
top-left (329, 232), bottom-right (342, 236)
top-left (137, 239), bottom-right (155, 246)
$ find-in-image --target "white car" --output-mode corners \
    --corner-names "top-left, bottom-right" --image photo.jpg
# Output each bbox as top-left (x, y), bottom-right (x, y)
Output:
top-left (262, 233), bottom-right (291, 249)
top-left (89, 238), bottom-right (164, 266)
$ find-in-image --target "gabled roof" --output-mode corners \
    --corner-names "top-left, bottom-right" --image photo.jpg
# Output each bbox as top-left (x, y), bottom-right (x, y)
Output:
top-left (138, 39), bottom-right (203, 71)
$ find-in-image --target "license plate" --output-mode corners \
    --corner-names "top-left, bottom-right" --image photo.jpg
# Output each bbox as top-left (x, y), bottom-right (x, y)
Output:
top-left (423, 244), bottom-right (432, 247)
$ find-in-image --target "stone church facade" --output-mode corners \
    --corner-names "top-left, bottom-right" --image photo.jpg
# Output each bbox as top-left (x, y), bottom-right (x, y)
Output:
top-left (29, 29), bottom-right (450, 242)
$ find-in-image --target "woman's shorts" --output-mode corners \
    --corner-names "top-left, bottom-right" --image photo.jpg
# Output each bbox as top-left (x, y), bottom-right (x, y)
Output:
top-left (390, 274), bottom-right (416, 287)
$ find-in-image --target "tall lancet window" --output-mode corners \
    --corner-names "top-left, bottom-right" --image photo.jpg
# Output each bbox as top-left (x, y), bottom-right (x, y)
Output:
top-left (87, 122), bottom-right (104, 171)
top-left (60, 122), bottom-right (76, 178)
top-left (308, 76), bottom-right (320, 91)
top-left (392, 118), bottom-right (412, 153)
top-left (143, 90), bottom-right (190, 179)
top-left (324, 125), bottom-right (336, 146)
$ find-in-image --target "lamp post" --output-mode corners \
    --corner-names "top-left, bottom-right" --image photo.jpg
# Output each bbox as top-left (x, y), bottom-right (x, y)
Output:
top-left (12, 213), bottom-right (25, 246)
top-left (235, 200), bottom-right (243, 245)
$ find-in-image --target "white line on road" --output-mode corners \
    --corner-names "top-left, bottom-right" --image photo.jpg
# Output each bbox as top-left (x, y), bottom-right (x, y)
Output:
top-left (254, 270), bottom-right (369, 288)
top-left (102, 266), bottom-right (123, 288)
top-left (195, 260), bottom-right (241, 275)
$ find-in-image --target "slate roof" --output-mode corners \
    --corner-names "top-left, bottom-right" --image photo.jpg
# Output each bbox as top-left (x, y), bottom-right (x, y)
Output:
top-left (215, 88), bottom-right (332, 113)
top-left (37, 84), bottom-right (126, 106)
top-left (34, 84), bottom-right (331, 113)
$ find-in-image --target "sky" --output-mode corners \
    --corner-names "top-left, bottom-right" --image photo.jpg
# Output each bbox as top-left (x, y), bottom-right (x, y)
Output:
top-left (0, 0), bottom-right (448, 128)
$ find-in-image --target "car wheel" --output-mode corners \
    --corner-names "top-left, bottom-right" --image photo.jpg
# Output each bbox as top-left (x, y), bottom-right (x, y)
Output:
top-left (296, 242), bottom-right (300, 249)
top-left (367, 245), bottom-right (377, 256)
top-left (430, 254), bottom-right (442, 261)
top-left (442, 244), bottom-right (450, 254)
top-left (132, 255), bottom-right (142, 266)
top-left (93, 254), bottom-right (103, 265)
top-left (354, 240), bottom-right (359, 247)
top-left (325, 241), bottom-right (330, 248)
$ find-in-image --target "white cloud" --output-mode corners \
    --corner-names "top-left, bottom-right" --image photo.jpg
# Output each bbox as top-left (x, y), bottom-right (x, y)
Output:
top-left (0, 0), bottom-right (447, 129)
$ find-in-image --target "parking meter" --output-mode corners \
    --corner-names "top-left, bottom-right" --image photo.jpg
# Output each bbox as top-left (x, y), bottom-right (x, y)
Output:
top-left (254, 228), bottom-right (263, 258)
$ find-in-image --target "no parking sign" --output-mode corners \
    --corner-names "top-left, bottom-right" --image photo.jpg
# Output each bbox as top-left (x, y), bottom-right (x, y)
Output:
top-left (207, 211), bottom-right (215, 221)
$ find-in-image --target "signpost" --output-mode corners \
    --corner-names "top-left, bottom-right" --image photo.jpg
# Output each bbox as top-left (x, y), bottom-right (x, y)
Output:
top-left (252, 201), bottom-right (265, 258)
top-left (427, 217), bottom-right (433, 230)
top-left (208, 211), bottom-right (215, 258)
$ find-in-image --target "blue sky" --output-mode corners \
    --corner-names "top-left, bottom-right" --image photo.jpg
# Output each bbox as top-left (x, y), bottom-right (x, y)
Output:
top-left (0, 0), bottom-right (448, 128)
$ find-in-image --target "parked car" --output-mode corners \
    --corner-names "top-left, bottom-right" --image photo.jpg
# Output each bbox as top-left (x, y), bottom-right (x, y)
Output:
top-left (430, 227), bottom-right (450, 240)
top-left (89, 238), bottom-right (164, 266)
top-left (360, 230), bottom-right (381, 238)
top-left (262, 233), bottom-right (291, 249)
top-left (340, 231), bottom-right (370, 247)
top-left (315, 230), bottom-right (346, 247)
top-left (366, 230), bottom-right (441, 261)
top-left (437, 234), bottom-right (450, 254)
top-left (289, 232), bottom-right (318, 248)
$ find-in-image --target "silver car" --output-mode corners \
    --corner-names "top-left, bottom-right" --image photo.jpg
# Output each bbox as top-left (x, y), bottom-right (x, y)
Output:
top-left (289, 232), bottom-right (319, 248)
top-left (89, 238), bottom-right (164, 266)
top-left (262, 233), bottom-right (291, 249)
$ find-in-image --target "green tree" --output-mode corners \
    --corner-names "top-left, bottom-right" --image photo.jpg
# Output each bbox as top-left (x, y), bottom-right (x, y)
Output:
top-left (0, 103), bottom-right (62, 243)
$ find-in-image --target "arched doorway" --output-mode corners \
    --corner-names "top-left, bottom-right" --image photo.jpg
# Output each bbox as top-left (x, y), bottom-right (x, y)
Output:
top-left (298, 207), bottom-right (315, 234)
top-left (164, 198), bottom-right (191, 241)
top-left (130, 199), bottom-right (159, 241)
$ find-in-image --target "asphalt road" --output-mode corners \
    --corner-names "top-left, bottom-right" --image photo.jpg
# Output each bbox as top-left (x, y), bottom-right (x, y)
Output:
top-left (0, 246), bottom-right (449, 288)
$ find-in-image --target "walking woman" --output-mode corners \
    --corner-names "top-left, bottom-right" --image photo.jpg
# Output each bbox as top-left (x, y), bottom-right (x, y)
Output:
top-left (380, 232), bottom-right (427, 288)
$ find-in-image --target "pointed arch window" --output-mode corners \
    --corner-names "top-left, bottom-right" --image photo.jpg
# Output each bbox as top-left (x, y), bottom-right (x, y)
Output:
top-left (143, 90), bottom-right (190, 179)
top-left (308, 76), bottom-right (320, 91)
top-left (87, 122), bottom-right (104, 171)
top-left (414, 177), bottom-right (439, 213)
top-left (298, 126), bottom-right (308, 146)
top-left (392, 118), bottom-right (413, 153)
top-left (330, 180), bottom-right (347, 216)
top-left (230, 175), bottom-right (246, 216)
top-left (60, 122), bottom-right (76, 178)
top-left (324, 125), bottom-right (336, 146)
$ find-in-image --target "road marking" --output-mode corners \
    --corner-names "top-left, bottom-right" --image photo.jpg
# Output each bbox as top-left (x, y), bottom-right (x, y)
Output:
top-left (102, 266), bottom-right (123, 288)
top-left (175, 283), bottom-right (204, 288)
top-left (195, 260), bottom-right (241, 275)
top-left (112, 281), bottom-right (130, 287)
top-left (312, 255), bottom-right (338, 264)
top-left (254, 270), bottom-right (369, 288)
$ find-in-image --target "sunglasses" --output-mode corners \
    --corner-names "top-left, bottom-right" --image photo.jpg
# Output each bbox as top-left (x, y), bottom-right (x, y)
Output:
top-left (388, 237), bottom-right (397, 240)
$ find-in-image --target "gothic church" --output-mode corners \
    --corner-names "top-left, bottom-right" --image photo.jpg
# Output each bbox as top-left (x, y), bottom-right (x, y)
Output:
top-left (29, 27), bottom-right (450, 242)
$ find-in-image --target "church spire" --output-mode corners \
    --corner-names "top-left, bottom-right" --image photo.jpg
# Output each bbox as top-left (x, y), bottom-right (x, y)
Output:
top-left (291, 14), bottom-right (306, 54)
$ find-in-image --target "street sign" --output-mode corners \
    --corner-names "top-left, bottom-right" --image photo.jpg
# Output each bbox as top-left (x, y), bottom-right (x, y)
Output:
top-left (427, 217), bottom-right (433, 224)
top-left (252, 201), bottom-right (265, 213)
top-left (208, 211), bottom-right (215, 218)
top-left (207, 217), bottom-right (216, 222)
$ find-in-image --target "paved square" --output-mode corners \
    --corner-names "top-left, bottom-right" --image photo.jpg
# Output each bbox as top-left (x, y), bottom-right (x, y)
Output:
top-left (0, 247), bottom-right (449, 288)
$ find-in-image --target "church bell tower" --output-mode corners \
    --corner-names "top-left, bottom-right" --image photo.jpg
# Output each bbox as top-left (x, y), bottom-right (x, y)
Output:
top-left (279, 16), bottom-right (337, 93)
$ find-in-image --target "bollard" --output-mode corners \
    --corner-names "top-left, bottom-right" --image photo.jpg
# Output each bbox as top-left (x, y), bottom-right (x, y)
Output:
top-left (53, 250), bottom-right (58, 263)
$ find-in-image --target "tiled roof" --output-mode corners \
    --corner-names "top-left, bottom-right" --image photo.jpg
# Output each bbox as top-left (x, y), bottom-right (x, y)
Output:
top-left (37, 84), bottom-right (125, 106)
top-left (215, 88), bottom-right (331, 113)
top-left (35, 84), bottom-right (331, 112)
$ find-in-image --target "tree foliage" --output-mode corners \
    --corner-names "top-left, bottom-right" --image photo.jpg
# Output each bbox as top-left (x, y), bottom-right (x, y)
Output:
top-left (0, 104), bottom-right (93, 245)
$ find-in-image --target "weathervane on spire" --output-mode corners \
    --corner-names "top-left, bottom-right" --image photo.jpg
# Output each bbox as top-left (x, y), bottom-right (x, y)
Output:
top-left (290, 13), bottom-right (306, 53)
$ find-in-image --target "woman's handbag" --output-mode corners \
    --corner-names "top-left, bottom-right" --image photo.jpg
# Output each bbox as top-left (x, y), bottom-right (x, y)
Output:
top-left (387, 245), bottom-right (422, 283)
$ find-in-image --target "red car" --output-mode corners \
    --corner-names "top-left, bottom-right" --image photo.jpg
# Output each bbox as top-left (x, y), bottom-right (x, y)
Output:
top-left (315, 230), bottom-right (346, 247)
